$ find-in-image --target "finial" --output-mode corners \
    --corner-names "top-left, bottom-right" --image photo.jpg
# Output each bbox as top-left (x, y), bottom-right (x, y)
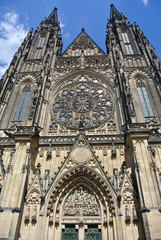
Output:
top-left (79, 121), bottom-right (84, 131)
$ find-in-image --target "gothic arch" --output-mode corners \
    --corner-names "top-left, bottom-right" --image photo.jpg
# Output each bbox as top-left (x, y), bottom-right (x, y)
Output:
top-left (129, 70), bottom-right (155, 120)
top-left (26, 189), bottom-right (41, 205)
top-left (45, 165), bottom-right (119, 239)
top-left (51, 70), bottom-right (114, 100)
top-left (12, 82), bottom-right (32, 123)
top-left (46, 165), bottom-right (117, 221)
top-left (10, 75), bottom-right (41, 126)
top-left (57, 181), bottom-right (104, 223)
top-left (16, 74), bottom-right (38, 86)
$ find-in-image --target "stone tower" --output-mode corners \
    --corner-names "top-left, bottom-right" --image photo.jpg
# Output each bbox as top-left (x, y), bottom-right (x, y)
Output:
top-left (0, 5), bottom-right (161, 240)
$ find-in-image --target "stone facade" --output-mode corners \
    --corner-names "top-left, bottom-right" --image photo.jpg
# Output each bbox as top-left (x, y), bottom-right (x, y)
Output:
top-left (0, 4), bottom-right (161, 240)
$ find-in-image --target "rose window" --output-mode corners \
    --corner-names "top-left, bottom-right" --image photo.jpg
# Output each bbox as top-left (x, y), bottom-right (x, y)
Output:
top-left (52, 76), bottom-right (114, 130)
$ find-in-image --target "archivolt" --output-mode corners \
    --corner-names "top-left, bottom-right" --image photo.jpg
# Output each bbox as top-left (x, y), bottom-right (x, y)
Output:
top-left (46, 166), bottom-right (117, 217)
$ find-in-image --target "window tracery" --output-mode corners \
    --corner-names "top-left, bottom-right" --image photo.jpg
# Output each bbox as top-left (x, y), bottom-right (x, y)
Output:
top-left (52, 76), bottom-right (114, 130)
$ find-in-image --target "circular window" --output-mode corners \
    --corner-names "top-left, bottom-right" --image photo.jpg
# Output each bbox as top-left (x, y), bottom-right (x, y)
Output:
top-left (52, 76), bottom-right (114, 130)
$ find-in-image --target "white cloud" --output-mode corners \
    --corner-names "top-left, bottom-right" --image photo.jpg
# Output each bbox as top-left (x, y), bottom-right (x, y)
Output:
top-left (60, 21), bottom-right (65, 29)
top-left (59, 14), bottom-right (66, 32)
top-left (142, 0), bottom-right (148, 6)
top-left (0, 11), bottom-right (28, 78)
top-left (64, 33), bottom-right (70, 39)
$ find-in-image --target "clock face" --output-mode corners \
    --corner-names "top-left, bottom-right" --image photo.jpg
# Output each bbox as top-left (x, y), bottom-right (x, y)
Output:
top-left (52, 76), bottom-right (114, 130)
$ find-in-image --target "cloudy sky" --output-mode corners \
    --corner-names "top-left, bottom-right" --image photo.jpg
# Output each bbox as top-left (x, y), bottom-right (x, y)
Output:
top-left (0, 0), bottom-right (160, 78)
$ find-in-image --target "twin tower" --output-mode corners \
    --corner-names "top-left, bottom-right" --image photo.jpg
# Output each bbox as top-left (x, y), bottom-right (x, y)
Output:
top-left (0, 5), bottom-right (161, 240)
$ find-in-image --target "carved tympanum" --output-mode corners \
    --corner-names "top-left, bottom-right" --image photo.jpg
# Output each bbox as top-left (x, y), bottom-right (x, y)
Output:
top-left (63, 186), bottom-right (100, 217)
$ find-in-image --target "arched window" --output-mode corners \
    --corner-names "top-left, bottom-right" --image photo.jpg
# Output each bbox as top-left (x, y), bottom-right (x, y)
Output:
top-left (14, 84), bottom-right (31, 121)
top-left (122, 32), bottom-right (134, 55)
top-left (34, 37), bottom-right (45, 59)
top-left (136, 80), bottom-right (154, 117)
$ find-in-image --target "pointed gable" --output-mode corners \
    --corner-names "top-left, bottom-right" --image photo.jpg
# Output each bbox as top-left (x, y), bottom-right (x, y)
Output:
top-left (110, 4), bottom-right (122, 21)
top-left (46, 132), bottom-right (117, 200)
top-left (63, 28), bottom-right (105, 57)
top-left (45, 7), bottom-right (59, 26)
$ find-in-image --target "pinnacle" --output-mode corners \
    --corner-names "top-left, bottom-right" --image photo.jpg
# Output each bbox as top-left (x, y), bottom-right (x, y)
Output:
top-left (110, 4), bottom-right (122, 20)
top-left (47, 7), bottom-right (58, 24)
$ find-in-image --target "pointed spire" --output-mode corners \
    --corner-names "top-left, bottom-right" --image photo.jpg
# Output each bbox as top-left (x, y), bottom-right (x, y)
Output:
top-left (47, 7), bottom-right (58, 24)
top-left (110, 4), bottom-right (122, 20)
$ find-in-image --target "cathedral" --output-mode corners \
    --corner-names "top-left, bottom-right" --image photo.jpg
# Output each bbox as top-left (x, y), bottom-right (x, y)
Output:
top-left (0, 4), bottom-right (161, 240)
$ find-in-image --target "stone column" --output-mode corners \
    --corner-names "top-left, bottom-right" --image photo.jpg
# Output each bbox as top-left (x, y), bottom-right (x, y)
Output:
top-left (0, 126), bottom-right (39, 239)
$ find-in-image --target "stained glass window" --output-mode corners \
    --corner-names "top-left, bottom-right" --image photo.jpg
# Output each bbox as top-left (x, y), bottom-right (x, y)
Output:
top-left (34, 37), bottom-right (45, 59)
top-left (122, 32), bottom-right (134, 55)
top-left (14, 84), bottom-right (30, 121)
top-left (137, 81), bottom-right (154, 117)
top-left (52, 75), bottom-right (114, 130)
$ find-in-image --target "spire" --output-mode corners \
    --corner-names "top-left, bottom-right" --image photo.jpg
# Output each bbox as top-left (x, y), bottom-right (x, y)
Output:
top-left (47, 7), bottom-right (58, 24)
top-left (110, 4), bottom-right (122, 20)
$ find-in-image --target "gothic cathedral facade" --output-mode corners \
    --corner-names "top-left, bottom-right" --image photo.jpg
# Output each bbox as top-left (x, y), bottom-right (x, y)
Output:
top-left (0, 5), bottom-right (161, 240)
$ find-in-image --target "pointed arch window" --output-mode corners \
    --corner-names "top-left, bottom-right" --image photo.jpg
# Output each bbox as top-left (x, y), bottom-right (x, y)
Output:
top-left (14, 84), bottom-right (31, 121)
top-left (122, 32), bottom-right (134, 55)
top-left (137, 80), bottom-right (154, 117)
top-left (34, 37), bottom-right (45, 59)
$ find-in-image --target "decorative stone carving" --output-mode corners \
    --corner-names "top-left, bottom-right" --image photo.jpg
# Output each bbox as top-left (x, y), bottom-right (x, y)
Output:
top-left (103, 148), bottom-right (107, 156)
top-left (46, 144), bottom-right (52, 159)
top-left (132, 205), bottom-right (138, 222)
top-left (111, 142), bottom-right (117, 158)
top-left (31, 206), bottom-right (37, 225)
top-left (49, 120), bottom-right (58, 131)
top-left (51, 75), bottom-right (114, 130)
top-left (122, 188), bottom-right (134, 204)
top-left (6, 149), bottom-right (16, 174)
top-left (125, 205), bottom-right (130, 222)
top-left (56, 149), bottom-right (60, 157)
top-left (63, 186), bottom-right (100, 217)
top-left (72, 147), bottom-right (91, 164)
top-left (39, 149), bottom-right (44, 157)
top-left (107, 120), bottom-right (116, 129)
top-left (0, 175), bottom-right (2, 194)
top-left (24, 207), bottom-right (30, 224)
top-left (0, 149), bottom-right (5, 178)
top-left (22, 150), bottom-right (30, 173)
top-left (27, 190), bottom-right (40, 205)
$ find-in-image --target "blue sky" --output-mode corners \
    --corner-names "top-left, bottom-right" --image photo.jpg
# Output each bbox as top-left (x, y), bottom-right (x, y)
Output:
top-left (0, 0), bottom-right (161, 77)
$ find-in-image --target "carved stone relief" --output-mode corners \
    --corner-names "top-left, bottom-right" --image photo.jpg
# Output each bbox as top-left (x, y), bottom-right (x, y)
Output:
top-left (27, 190), bottom-right (40, 205)
top-left (72, 147), bottom-right (91, 164)
top-left (63, 186), bottom-right (100, 217)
